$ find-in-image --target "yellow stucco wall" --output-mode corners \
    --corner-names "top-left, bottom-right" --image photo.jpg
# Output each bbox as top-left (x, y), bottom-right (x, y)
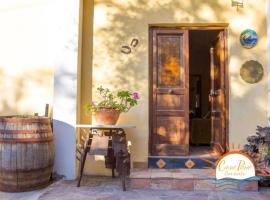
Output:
top-left (0, 1), bottom-right (54, 116)
top-left (79, 0), bottom-right (94, 124)
top-left (0, 0), bottom-right (53, 115)
top-left (82, 0), bottom-right (269, 175)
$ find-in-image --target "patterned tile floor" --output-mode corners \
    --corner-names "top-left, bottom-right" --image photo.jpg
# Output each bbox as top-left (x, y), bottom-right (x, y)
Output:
top-left (0, 176), bottom-right (270, 200)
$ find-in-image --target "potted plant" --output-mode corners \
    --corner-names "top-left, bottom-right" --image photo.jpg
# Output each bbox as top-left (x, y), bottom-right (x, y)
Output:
top-left (84, 86), bottom-right (140, 125)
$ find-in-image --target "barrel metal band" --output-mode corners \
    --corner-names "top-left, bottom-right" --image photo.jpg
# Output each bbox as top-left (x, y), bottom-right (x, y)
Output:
top-left (0, 129), bottom-right (52, 134)
top-left (0, 118), bottom-right (50, 123)
top-left (0, 137), bottom-right (54, 143)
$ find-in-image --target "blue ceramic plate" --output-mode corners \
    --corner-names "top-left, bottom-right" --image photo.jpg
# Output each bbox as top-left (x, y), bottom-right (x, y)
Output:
top-left (240, 29), bottom-right (258, 49)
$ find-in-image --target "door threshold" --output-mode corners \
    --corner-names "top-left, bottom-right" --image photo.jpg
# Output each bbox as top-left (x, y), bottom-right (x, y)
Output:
top-left (148, 156), bottom-right (217, 169)
top-left (149, 154), bottom-right (212, 159)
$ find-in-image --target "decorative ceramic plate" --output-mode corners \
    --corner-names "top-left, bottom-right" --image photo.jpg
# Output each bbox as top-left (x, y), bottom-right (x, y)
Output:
top-left (240, 60), bottom-right (263, 84)
top-left (240, 29), bottom-right (258, 49)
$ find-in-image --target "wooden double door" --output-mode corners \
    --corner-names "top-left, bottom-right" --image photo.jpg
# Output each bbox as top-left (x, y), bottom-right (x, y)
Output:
top-left (149, 27), bottom-right (228, 156)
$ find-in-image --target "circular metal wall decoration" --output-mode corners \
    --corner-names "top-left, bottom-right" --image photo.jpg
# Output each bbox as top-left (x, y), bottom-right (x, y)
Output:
top-left (240, 60), bottom-right (264, 84)
top-left (240, 29), bottom-right (258, 49)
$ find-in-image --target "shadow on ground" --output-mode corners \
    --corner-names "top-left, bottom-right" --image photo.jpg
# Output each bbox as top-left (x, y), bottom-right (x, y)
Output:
top-left (35, 176), bottom-right (270, 200)
top-left (1, 176), bottom-right (270, 200)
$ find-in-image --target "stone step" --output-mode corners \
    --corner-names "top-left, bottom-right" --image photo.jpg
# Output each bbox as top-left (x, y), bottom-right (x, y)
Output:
top-left (129, 169), bottom-right (259, 192)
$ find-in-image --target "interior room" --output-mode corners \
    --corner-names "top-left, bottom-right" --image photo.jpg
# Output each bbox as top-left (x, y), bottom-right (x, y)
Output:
top-left (189, 30), bottom-right (220, 156)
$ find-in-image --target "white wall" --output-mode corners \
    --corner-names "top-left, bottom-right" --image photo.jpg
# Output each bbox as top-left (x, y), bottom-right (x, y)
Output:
top-left (0, 0), bottom-right (54, 115)
top-left (51, 0), bottom-right (81, 180)
top-left (0, 0), bottom-right (81, 179)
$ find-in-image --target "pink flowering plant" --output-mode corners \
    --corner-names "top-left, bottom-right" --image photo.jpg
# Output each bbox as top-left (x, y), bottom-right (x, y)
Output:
top-left (84, 86), bottom-right (140, 113)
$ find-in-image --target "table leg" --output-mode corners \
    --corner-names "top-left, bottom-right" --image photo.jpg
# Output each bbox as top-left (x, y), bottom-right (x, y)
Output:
top-left (49, 172), bottom-right (53, 182)
top-left (77, 147), bottom-right (88, 187)
top-left (121, 173), bottom-right (126, 191)
top-left (77, 132), bottom-right (92, 187)
top-left (117, 149), bottom-right (128, 191)
top-left (112, 167), bottom-right (115, 178)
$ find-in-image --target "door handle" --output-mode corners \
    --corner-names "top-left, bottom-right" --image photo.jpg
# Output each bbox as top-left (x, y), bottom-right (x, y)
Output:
top-left (168, 89), bottom-right (174, 94)
top-left (209, 90), bottom-right (219, 97)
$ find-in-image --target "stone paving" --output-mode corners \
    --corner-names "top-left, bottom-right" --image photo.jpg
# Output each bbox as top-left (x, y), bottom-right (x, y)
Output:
top-left (129, 169), bottom-right (259, 191)
top-left (0, 176), bottom-right (270, 200)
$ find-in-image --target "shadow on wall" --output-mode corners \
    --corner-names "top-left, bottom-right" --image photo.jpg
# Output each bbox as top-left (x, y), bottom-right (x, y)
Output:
top-left (53, 119), bottom-right (76, 178)
top-left (93, 0), bottom-right (267, 90)
top-left (52, 64), bottom-right (78, 179)
top-left (91, 0), bottom-right (268, 156)
top-left (50, 3), bottom-right (80, 179)
top-left (94, 0), bottom-right (217, 92)
top-left (0, 68), bottom-right (53, 115)
top-left (52, 11), bottom-right (79, 118)
top-left (53, 64), bottom-right (77, 101)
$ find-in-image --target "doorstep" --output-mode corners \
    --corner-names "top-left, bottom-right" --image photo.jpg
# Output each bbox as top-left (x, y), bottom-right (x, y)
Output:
top-left (129, 169), bottom-right (259, 192)
top-left (148, 156), bottom-right (217, 169)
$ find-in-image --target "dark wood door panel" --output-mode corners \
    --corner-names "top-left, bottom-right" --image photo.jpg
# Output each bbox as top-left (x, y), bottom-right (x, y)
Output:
top-left (212, 118), bottom-right (222, 143)
top-left (157, 94), bottom-right (184, 110)
top-left (157, 88), bottom-right (185, 95)
top-left (210, 31), bottom-right (226, 149)
top-left (156, 116), bottom-right (185, 143)
top-left (156, 111), bottom-right (185, 116)
top-left (155, 144), bottom-right (189, 156)
top-left (157, 34), bottom-right (184, 88)
top-left (150, 28), bottom-right (189, 156)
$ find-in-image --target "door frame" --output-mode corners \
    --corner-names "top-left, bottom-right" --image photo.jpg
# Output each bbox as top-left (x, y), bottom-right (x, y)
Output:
top-left (149, 25), bottom-right (229, 156)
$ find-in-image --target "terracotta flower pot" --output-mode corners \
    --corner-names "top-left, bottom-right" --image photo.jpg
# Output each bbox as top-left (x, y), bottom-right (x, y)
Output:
top-left (93, 109), bottom-right (121, 125)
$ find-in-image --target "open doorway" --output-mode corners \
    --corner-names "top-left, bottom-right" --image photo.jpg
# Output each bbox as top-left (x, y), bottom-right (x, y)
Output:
top-left (149, 26), bottom-right (228, 159)
top-left (189, 30), bottom-right (222, 156)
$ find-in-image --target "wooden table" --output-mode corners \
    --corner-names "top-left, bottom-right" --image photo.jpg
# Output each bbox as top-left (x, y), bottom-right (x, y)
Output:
top-left (76, 124), bottom-right (135, 191)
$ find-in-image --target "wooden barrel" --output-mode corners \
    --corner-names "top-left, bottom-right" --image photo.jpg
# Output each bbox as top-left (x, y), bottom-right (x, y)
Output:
top-left (0, 116), bottom-right (54, 192)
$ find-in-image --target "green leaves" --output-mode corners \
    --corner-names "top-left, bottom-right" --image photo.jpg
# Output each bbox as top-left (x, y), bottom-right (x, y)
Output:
top-left (117, 90), bottom-right (130, 98)
top-left (84, 86), bottom-right (140, 113)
